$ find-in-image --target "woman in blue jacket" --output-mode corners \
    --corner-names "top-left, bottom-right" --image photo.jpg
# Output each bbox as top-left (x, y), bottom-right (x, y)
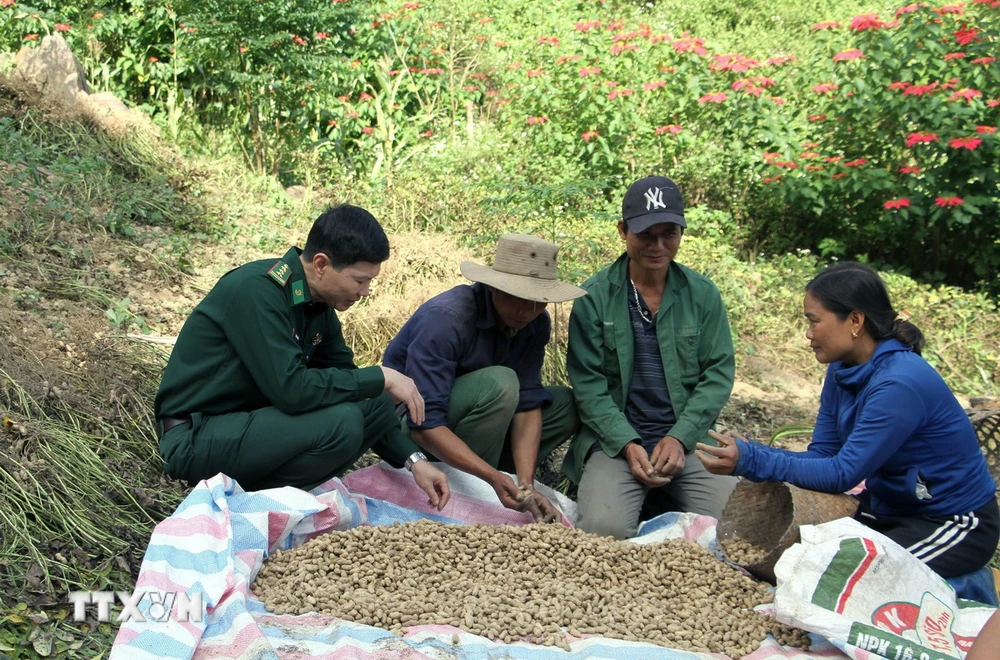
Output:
top-left (698, 262), bottom-right (998, 579)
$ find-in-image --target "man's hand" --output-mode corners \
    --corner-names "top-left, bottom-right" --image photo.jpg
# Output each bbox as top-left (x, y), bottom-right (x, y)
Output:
top-left (622, 442), bottom-right (672, 488)
top-left (380, 366), bottom-right (425, 425)
top-left (649, 435), bottom-right (686, 478)
top-left (491, 472), bottom-right (534, 512)
top-left (695, 429), bottom-right (739, 475)
top-left (529, 489), bottom-right (561, 524)
top-left (410, 460), bottom-right (450, 511)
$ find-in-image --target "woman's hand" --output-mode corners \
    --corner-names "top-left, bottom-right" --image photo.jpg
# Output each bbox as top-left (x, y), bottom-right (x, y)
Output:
top-left (695, 429), bottom-right (740, 476)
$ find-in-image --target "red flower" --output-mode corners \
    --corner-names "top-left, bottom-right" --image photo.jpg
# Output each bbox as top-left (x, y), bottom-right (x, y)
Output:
top-left (801, 141), bottom-right (820, 148)
top-left (899, 166), bottom-right (924, 173)
top-left (806, 165), bottom-right (825, 171)
top-left (526, 115), bottom-right (549, 125)
top-left (643, 80), bottom-right (666, 91)
top-left (834, 49), bottom-right (864, 61)
top-left (402, 2), bottom-right (421, 9)
top-left (800, 151), bottom-right (821, 159)
top-left (884, 198), bottom-right (911, 209)
top-left (936, 5), bottom-right (964, 14)
top-left (948, 88), bottom-right (981, 102)
top-left (420, 68), bottom-right (444, 75)
top-left (811, 21), bottom-right (842, 29)
top-left (976, 126), bottom-right (997, 134)
top-left (359, 92), bottom-right (374, 101)
top-left (990, 100), bottom-right (1000, 107)
top-left (327, 120), bottom-right (338, 127)
top-left (672, 33), bottom-right (707, 55)
top-left (895, 4), bottom-right (925, 15)
top-left (904, 83), bottom-right (939, 96)
top-left (766, 55), bottom-right (795, 66)
top-left (0, 0), bottom-right (15, 7)
top-left (762, 175), bottom-right (783, 183)
top-left (850, 13), bottom-right (887, 30)
top-left (361, 127), bottom-right (374, 135)
top-left (935, 196), bottom-right (964, 207)
top-left (774, 160), bottom-right (798, 169)
top-left (527, 69), bottom-right (544, 77)
top-left (949, 136), bottom-right (983, 150)
top-left (906, 132), bottom-right (940, 147)
top-left (812, 83), bottom-right (839, 94)
top-left (54, 23), bottom-right (71, 31)
top-left (578, 67), bottom-right (601, 77)
top-left (537, 36), bottom-right (560, 46)
top-left (844, 158), bottom-right (868, 167)
top-left (607, 89), bottom-right (634, 100)
top-left (291, 35), bottom-right (308, 45)
top-left (971, 56), bottom-right (996, 65)
top-left (808, 114), bottom-right (827, 122)
top-left (555, 54), bottom-right (580, 64)
top-left (943, 52), bottom-right (966, 60)
top-left (574, 20), bottom-right (601, 32)
top-left (610, 43), bottom-right (639, 55)
top-left (711, 53), bottom-right (760, 72)
top-left (581, 130), bottom-right (600, 142)
top-left (824, 156), bottom-right (843, 163)
top-left (315, 32), bottom-right (329, 40)
top-left (698, 92), bottom-right (727, 103)
top-left (832, 173), bottom-right (848, 179)
top-left (655, 124), bottom-right (683, 135)
top-left (770, 96), bottom-right (786, 105)
top-left (888, 81), bottom-right (912, 90)
top-left (954, 25), bottom-right (979, 44)
top-left (762, 152), bottom-right (782, 163)
top-left (478, 17), bottom-right (493, 24)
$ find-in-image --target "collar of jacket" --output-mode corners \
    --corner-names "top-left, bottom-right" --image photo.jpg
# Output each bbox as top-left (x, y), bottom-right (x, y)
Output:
top-left (473, 281), bottom-right (500, 330)
top-left (833, 338), bottom-right (911, 392)
top-left (280, 246), bottom-right (315, 307)
top-left (607, 252), bottom-right (690, 301)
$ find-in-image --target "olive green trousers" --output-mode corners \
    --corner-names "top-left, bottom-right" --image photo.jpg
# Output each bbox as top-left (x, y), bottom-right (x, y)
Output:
top-left (402, 366), bottom-right (579, 474)
top-left (159, 392), bottom-right (404, 491)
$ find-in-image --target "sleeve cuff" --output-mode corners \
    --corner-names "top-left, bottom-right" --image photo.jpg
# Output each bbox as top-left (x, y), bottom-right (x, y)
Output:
top-left (355, 365), bottom-right (385, 400)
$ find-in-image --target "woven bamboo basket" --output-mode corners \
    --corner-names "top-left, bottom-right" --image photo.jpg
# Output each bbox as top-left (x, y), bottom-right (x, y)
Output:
top-left (717, 480), bottom-right (860, 584)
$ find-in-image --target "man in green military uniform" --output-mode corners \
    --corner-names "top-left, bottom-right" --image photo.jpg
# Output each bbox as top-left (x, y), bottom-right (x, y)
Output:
top-left (154, 204), bottom-right (450, 507)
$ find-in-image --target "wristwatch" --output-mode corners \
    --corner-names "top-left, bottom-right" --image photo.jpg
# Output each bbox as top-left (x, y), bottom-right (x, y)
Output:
top-left (404, 451), bottom-right (427, 471)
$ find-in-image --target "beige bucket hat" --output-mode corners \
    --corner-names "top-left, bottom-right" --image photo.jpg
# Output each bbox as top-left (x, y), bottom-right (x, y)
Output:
top-left (460, 234), bottom-right (587, 303)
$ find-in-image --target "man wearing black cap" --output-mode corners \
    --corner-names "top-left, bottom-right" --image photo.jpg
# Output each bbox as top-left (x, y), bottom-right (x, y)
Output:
top-left (562, 176), bottom-right (737, 539)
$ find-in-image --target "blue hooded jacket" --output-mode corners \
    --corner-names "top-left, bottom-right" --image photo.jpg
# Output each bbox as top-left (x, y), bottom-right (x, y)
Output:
top-left (735, 339), bottom-right (996, 518)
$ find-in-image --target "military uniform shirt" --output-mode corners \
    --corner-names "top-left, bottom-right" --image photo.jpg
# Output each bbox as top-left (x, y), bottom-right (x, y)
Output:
top-left (154, 247), bottom-right (385, 420)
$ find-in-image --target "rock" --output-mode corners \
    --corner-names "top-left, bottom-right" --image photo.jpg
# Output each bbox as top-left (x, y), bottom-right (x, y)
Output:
top-left (13, 34), bottom-right (90, 106)
top-left (85, 92), bottom-right (130, 116)
top-left (285, 185), bottom-right (310, 200)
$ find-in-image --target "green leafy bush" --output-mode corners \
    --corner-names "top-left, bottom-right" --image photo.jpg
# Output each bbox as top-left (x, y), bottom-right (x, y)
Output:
top-left (754, 3), bottom-right (999, 292)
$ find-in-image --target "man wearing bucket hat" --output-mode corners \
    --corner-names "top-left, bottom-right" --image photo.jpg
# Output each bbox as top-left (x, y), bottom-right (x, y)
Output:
top-left (383, 234), bottom-right (586, 521)
top-left (563, 175), bottom-right (738, 539)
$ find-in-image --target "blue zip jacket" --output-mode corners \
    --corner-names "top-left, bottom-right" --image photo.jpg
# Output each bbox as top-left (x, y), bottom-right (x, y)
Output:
top-left (735, 339), bottom-right (996, 518)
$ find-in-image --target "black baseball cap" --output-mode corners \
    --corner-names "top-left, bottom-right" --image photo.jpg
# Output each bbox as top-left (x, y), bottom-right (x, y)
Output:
top-left (622, 175), bottom-right (686, 233)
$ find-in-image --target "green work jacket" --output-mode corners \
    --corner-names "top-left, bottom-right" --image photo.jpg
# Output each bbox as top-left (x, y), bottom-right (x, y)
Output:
top-left (154, 247), bottom-right (415, 463)
top-left (562, 254), bottom-right (736, 484)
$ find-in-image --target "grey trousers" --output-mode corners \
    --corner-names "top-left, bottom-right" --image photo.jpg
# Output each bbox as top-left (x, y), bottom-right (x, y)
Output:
top-left (576, 448), bottom-right (737, 539)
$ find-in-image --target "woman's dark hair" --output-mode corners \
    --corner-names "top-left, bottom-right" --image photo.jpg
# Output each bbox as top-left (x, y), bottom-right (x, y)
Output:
top-left (806, 262), bottom-right (925, 355)
top-left (303, 204), bottom-right (390, 269)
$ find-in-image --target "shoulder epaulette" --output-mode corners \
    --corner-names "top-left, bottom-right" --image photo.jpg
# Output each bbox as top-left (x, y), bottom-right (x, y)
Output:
top-left (267, 260), bottom-right (292, 286)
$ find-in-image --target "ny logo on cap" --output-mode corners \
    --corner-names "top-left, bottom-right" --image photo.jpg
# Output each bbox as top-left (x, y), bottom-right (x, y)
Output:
top-left (644, 187), bottom-right (666, 211)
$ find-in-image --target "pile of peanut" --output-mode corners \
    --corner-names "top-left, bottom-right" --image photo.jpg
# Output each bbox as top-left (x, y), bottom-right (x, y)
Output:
top-left (252, 520), bottom-right (810, 658)
top-left (721, 534), bottom-right (771, 566)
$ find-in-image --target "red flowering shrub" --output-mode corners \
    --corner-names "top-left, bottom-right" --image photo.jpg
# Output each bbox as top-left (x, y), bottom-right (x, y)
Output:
top-left (758, 3), bottom-right (999, 290)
